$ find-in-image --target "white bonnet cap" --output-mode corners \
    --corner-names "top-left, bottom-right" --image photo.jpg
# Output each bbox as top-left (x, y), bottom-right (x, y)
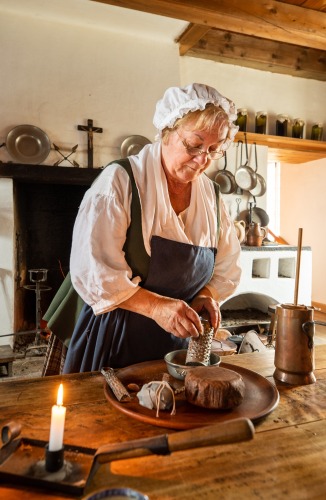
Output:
top-left (153, 83), bottom-right (238, 144)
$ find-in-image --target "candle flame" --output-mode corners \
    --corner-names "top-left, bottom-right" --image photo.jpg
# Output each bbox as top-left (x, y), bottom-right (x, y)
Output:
top-left (57, 383), bottom-right (64, 406)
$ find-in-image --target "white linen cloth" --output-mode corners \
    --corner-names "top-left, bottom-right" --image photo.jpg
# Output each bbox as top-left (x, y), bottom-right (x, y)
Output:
top-left (70, 141), bottom-right (241, 315)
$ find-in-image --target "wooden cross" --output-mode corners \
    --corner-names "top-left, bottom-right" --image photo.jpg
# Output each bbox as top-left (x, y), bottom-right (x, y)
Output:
top-left (77, 118), bottom-right (103, 168)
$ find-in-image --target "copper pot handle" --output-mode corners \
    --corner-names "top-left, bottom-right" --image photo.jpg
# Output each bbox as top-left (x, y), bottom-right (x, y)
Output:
top-left (302, 321), bottom-right (326, 349)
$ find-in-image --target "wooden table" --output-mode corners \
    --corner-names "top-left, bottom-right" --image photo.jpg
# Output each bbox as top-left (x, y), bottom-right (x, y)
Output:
top-left (1, 345), bottom-right (326, 499)
top-left (0, 345), bottom-right (15, 377)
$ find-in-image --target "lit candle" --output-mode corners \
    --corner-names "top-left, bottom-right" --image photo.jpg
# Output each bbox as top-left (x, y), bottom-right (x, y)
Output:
top-left (48, 383), bottom-right (66, 451)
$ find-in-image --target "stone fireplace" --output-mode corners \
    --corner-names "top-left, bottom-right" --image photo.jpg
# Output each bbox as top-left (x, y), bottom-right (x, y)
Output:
top-left (0, 164), bottom-right (99, 346)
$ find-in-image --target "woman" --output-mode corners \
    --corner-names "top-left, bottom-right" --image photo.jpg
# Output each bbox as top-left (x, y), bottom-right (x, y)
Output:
top-left (62, 83), bottom-right (241, 373)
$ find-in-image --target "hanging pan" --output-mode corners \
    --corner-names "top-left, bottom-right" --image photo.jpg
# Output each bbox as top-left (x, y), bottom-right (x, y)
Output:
top-left (214, 152), bottom-right (236, 194)
top-left (249, 143), bottom-right (266, 197)
top-left (234, 132), bottom-right (257, 191)
top-left (238, 197), bottom-right (270, 227)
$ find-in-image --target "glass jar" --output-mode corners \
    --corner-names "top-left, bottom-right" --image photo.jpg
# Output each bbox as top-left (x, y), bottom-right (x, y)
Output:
top-left (276, 114), bottom-right (289, 137)
top-left (236, 108), bottom-right (248, 132)
top-left (311, 123), bottom-right (323, 141)
top-left (292, 118), bottom-right (305, 139)
top-left (255, 111), bottom-right (267, 134)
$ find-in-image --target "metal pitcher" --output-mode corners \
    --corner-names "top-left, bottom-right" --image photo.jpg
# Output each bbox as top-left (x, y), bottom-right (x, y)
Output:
top-left (273, 304), bottom-right (326, 385)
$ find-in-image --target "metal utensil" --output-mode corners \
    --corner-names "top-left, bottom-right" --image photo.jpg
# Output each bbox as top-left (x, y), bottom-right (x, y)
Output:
top-left (235, 133), bottom-right (258, 191)
top-left (214, 152), bottom-right (236, 194)
top-left (236, 197), bottom-right (241, 217)
top-left (238, 197), bottom-right (270, 227)
top-left (249, 143), bottom-right (267, 197)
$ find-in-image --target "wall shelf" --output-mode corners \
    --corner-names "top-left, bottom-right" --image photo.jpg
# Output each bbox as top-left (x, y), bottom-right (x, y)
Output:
top-left (236, 132), bottom-right (326, 164)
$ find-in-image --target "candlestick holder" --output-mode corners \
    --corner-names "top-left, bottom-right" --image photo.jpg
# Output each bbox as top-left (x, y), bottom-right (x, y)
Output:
top-left (45, 444), bottom-right (64, 472)
top-left (0, 422), bottom-right (95, 495)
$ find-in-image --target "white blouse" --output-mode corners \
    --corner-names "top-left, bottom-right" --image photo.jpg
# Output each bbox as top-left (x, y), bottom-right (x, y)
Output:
top-left (70, 141), bottom-right (241, 315)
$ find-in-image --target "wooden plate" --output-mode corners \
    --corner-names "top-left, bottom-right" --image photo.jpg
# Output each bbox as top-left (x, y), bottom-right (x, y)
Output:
top-left (104, 360), bottom-right (279, 430)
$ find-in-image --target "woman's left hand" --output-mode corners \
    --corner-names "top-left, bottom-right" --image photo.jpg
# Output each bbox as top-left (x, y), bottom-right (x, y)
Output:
top-left (190, 295), bottom-right (221, 331)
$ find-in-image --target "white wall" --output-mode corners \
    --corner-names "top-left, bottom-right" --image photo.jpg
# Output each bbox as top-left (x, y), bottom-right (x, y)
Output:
top-left (0, 10), bottom-right (181, 168)
top-left (280, 159), bottom-right (326, 306)
top-left (180, 57), bottom-right (326, 138)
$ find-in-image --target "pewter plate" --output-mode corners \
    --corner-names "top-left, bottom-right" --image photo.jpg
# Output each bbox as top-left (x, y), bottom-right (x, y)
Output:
top-left (104, 360), bottom-right (279, 430)
top-left (120, 135), bottom-right (151, 157)
top-left (6, 124), bottom-right (51, 164)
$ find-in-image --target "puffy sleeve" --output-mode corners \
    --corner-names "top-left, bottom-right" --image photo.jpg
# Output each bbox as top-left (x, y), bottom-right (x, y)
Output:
top-left (70, 165), bottom-right (142, 315)
top-left (206, 197), bottom-right (242, 302)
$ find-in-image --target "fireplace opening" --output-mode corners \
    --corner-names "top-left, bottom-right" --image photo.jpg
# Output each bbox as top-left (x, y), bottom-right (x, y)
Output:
top-left (220, 292), bottom-right (279, 334)
top-left (14, 181), bottom-right (90, 332)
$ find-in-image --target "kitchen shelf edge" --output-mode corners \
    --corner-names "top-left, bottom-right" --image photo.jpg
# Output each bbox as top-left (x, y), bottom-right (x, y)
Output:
top-left (236, 131), bottom-right (326, 164)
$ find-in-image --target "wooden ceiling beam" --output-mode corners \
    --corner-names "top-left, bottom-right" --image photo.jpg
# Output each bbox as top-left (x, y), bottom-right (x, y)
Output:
top-left (93, 0), bottom-right (326, 50)
top-left (184, 28), bottom-right (326, 81)
top-left (177, 24), bottom-right (210, 56)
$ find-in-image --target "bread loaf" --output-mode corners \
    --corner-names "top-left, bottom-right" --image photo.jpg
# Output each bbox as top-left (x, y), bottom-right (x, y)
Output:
top-left (185, 366), bottom-right (245, 409)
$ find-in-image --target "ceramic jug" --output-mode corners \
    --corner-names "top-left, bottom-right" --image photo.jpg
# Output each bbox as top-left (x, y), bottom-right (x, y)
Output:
top-left (233, 220), bottom-right (246, 244)
top-left (246, 222), bottom-right (267, 246)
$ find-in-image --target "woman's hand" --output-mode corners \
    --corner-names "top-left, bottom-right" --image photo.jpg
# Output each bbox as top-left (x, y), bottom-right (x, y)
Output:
top-left (190, 294), bottom-right (221, 331)
top-left (119, 288), bottom-right (209, 339)
top-left (151, 296), bottom-right (203, 339)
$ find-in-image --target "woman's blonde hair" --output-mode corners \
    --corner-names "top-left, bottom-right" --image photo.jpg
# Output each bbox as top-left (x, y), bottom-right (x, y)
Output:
top-left (161, 104), bottom-right (230, 146)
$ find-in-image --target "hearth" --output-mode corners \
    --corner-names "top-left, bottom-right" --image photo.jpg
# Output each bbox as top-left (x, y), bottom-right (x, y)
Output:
top-left (0, 164), bottom-right (100, 341)
top-left (220, 245), bottom-right (312, 339)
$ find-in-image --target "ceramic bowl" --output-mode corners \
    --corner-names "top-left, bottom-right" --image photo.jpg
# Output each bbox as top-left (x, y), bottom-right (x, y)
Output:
top-left (82, 487), bottom-right (149, 500)
top-left (164, 349), bottom-right (220, 380)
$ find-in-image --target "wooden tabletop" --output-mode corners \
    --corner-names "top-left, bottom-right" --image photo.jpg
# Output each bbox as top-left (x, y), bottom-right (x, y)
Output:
top-left (0, 345), bottom-right (326, 499)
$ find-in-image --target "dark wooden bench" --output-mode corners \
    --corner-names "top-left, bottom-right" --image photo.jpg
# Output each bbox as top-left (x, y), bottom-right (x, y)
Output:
top-left (0, 344), bottom-right (15, 377)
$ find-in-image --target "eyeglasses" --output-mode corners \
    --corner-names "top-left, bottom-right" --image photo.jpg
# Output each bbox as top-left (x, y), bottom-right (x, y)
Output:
top-left (177, 132), bottom-right (225, 160)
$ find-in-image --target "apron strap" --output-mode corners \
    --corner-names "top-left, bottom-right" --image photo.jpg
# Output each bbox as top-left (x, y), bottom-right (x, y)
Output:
top-left (43, 158), bottom-right (148, 343)
top-left (211, 179), bottom-right (221, 243)
top-left (118, 159), bottom-right (150, 282)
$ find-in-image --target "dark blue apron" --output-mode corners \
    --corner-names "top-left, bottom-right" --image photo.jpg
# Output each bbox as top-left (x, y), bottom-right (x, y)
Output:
top-left (63, 235), bottom-right (216, 372)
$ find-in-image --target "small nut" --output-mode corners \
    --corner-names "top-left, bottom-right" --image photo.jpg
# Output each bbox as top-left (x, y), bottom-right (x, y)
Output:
top-left (127, 383), bottom-right (140, 392)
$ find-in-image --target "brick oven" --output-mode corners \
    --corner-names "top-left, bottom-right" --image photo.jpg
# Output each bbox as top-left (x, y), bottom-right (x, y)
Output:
top-left (221, 245), bottom-right (312, 331)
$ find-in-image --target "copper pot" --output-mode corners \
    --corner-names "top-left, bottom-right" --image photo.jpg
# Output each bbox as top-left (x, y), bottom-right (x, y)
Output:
top-left (273, 304), bottom-right (326, 385)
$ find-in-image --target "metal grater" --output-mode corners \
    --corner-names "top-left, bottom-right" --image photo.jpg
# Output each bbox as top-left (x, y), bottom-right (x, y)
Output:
top-left (185, 317), bottom-right (214, 366)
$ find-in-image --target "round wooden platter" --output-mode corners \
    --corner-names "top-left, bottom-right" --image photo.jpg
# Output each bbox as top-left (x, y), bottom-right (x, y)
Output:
top-left (103, 360), bottom-right (279, 430)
